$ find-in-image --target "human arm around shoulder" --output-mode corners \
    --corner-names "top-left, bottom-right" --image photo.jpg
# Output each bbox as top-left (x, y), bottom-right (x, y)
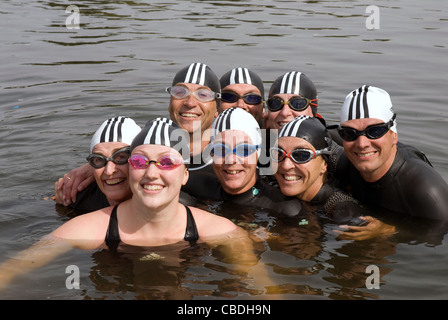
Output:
top-left (54, 163), bottom-right (95, 206)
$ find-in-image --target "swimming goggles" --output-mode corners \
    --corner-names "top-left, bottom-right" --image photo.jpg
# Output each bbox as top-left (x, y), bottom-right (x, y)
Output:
top-left (166, 85), bottom-right (221, 102)
top-left (86, 147), bottom-right (131, 169)
top-left (338, 114), bottom-right (396, 142)
top-left (266, 96), bottom-right (318, 112)
top-left (221, 91), bottom-right (263, 105)
top-left (210, 143), bottom-right (259, 158)
top-left (128, 154), bottom-right (184, 170)
top-left (270, 147), bottom-right (332, 164)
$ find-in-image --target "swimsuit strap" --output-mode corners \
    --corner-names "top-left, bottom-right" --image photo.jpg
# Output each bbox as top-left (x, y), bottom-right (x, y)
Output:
top-left (183, 205), bottom-right (199, 244)
top-left (105, 205), bottom-right (121, 251)
top-left (105, 204), bottom-right (199, 250)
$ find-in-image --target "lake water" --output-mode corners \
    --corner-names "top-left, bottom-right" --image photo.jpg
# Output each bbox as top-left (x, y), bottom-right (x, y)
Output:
top-left (1, 0), bottom-right (447, 301)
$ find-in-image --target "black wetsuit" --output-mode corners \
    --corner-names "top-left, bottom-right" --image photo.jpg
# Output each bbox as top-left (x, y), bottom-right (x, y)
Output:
top-left (182, 172), bottom-right (302, 217)
top-left (335, 142), bottom-right (448, 220)
top-left (105, 204), bottom-right (199, 251)
top-left (305, 181), bottom-right (366, 224)
top-left (189, 152), bottom-right (214, 173)
top-left (68, 182), bottom-right (109, 214)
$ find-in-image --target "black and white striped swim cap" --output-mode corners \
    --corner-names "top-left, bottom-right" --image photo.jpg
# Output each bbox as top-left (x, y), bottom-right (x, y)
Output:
top-left (269, 72), bottom-right (317, 99)
top-left (278, 115), bottom-right (331, 150)
top-left (269, 71), bottom-right (318, 115)
top-left (171, 62), bottom-right (220, 93)
top-left (90, 116), bottom-right (141, 153)
top-left (340, 85), bottom-right (397, 132)
top-left (131, 117), bottom-right (190, 161)
top-left (220, 67), bottom-right (265, 98)
top-left (211, 107), bottom-right (262, 146)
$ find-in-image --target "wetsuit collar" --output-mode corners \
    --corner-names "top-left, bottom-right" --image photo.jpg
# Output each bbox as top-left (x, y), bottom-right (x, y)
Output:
top-left (309, 183), bottom-right (334, 206)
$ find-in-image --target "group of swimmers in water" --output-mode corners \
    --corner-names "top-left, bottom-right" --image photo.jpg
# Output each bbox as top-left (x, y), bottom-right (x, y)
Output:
top-left (1, 62), bottom-right (448, 291)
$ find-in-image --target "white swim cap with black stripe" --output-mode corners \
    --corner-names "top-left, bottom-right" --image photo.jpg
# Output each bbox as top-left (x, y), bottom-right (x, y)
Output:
top-left (341, 85), bottom-right (397, 133)
top-left (131, 117), bottom-right (191, 162)
top-left (278, 115), bottom-right (331, 150)
top-left (171, 62), bottom-right (220, 93)
top-left (90, 116), bottom-right (142, 153)
top-left (210, 107), bottom-right (262, 156)
top-left (220, 67), bottom-right (265, 98)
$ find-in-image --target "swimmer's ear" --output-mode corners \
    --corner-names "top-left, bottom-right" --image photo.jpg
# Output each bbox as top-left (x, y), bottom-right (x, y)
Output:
top-left (320, 158), bottom-right (327, 176)
top-left (392, 131), bottom-right (398, 145)
top-left (182, 167), bottom-right (189, 186)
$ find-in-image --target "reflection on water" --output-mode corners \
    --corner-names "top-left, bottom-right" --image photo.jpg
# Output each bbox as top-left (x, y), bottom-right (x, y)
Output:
top-left (1, 0), bottom-right (448, 300)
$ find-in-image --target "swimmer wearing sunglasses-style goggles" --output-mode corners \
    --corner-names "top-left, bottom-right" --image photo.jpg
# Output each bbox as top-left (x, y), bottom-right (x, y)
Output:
top-left (338, 114), bottom-right (396, 142)
top-left (267, 96), bottom-right (318, 112)
top-left (220, 91), bottom-right (264, 105)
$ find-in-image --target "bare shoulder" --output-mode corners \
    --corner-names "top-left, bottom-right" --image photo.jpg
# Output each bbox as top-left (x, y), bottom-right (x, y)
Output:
top-left (188, 206), bottom-right (238, 237)
top-left (51, 206), bottom-right (114, 248)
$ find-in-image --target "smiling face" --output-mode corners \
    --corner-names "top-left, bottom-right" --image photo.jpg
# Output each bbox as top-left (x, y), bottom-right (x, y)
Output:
top-left (129, 144), bottom-right (188, 210)
top-left (91, 142), bottom-right (132, 206)
top-left (265, 93), bottom-right (314, 130)
top-left (220, 83), bottom-right (264, 125)
top-left (273, 136), bottom-right (327, 202)
top-left (341, 118), bottom-right (398, 182)
top-left (211, 130), bottom-right (258, 195)
top-left (168, 82), bottom-right (218, 136)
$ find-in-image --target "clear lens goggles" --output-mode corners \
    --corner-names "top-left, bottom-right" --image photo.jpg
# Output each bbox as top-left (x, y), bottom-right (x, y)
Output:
top-left (267, 96), bottom-right (318, 112)
top-left (270, 147), bottom-right (332, 164)
top-left (86, 147), bottom-right (131, 169)
top-left (166, 85), bottom-right (221, 102)
top-left (220, 91), bottom-right (263, 105)
top-left (128, 154), bottom-right (183, 170)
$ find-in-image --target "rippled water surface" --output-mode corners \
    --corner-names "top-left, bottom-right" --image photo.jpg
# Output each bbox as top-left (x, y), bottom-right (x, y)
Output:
top-left (1, 0), bottom-right (447, 300)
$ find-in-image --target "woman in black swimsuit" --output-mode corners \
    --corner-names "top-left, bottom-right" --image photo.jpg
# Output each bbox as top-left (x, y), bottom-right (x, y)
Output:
top-left (0, 119), bottom-right (263, 290)
top-left (53, 118), bottom-right (239, 249)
